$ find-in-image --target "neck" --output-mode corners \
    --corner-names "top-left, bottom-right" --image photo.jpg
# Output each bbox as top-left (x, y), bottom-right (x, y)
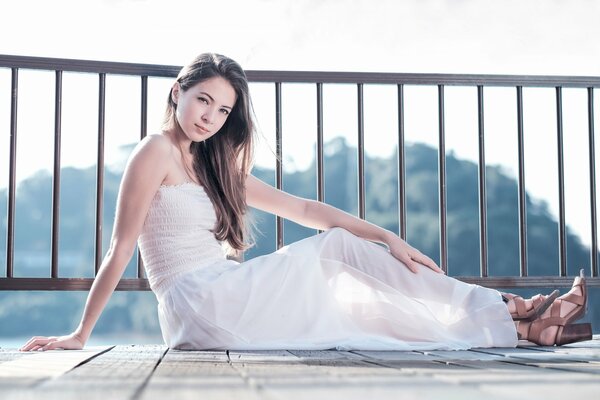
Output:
top-left (165, 125), bottom-right (192, 150)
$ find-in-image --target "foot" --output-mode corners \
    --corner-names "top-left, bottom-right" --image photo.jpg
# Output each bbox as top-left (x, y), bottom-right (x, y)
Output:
top-left (516, 271), bottom-right (587, 345)
top-left (504, 290), bottom-right (559, 321)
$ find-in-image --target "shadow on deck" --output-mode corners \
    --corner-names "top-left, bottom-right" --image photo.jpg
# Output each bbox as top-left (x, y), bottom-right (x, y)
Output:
top-left (0, 336), bottom-right (599, 399)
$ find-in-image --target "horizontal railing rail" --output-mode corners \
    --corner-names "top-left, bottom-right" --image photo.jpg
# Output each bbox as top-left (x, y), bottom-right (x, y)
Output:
top-left (1, 54), bottom-right (599, 290)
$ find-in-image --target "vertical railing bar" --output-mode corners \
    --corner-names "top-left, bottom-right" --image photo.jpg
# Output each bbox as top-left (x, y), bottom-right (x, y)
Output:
top-left (357, 83), bottom-right (365, 219)
top-left (316, 83), bottom-right (324, 234)
top-left (137, 75), bottom-right (148, 279)
top-left (140, 76), bottom-right (148, 140)
top-left (397, 84), bottom-right (407, 240)
top-left (588, 87), bottom-right (598, 277)
top-left (51, 70), bottom-right (63, 279)
top-left (477, 86), bottom-right (489, 278)
top-left (516, 86), bottom-right (528, 277)
top-left (6, 68), bottom-right (18, 278)
top-left (95, 73), bottom-right (106, 275)
top-left (556, 87), bottom-right (567, 277)
top-left (438, 85), bottom-right (448, 273)
top-left (275, 82), bottom-right (283, 249)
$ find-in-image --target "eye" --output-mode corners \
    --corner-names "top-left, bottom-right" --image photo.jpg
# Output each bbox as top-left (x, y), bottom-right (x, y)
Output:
top-left (197, 96), bottom-right (209, 104)
top-left (220, 109), bottom-right (230, 116)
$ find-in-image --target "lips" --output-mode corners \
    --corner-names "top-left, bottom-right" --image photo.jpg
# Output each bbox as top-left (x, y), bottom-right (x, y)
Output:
top-left (195, 124), bottom-right (210, 134)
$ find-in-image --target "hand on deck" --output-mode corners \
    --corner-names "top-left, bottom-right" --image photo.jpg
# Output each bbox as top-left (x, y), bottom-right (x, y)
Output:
top-left (19, 332), bottom-right (85, 352)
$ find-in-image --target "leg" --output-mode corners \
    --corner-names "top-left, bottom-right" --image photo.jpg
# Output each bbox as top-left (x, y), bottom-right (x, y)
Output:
top-left (313, 228), bottom-right (518, 348)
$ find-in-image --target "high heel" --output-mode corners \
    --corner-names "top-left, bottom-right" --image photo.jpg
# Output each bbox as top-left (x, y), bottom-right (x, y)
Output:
top-left (517, 269), bottom-right (591, 346)
top-left (556, 323), bottom-right (593, 346)
top-left (518, 320), bottom-right (593, 346)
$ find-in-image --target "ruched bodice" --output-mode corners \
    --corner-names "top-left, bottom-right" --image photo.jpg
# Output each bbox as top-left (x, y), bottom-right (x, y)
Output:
top-left (138, 183), bottom-right (227, 295)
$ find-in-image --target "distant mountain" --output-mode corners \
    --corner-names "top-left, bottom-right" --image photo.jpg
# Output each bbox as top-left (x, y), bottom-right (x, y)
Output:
top-left (0, 138), bottom-right (597, 338)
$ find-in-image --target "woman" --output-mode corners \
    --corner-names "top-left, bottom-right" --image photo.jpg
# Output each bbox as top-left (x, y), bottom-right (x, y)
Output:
top-left (20, 53), bottom-right (591, 352)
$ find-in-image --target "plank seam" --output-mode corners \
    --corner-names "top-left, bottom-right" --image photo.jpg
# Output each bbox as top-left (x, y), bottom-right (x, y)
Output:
top-left (130, 346), bottom-right (169, 400)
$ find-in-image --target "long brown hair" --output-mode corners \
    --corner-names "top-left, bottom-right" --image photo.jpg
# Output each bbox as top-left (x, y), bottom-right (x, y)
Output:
top-left (162, 53), bottom-right (254, 254)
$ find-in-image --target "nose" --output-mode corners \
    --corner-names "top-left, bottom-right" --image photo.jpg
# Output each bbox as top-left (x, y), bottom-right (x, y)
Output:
top-left (202, 107), bottom-right (216, 125)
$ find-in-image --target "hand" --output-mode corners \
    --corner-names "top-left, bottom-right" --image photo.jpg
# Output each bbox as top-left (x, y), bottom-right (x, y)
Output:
top-left (388, 236), bottom-right (444, 274)
top-left (19, 332), bottom-right (86, 352)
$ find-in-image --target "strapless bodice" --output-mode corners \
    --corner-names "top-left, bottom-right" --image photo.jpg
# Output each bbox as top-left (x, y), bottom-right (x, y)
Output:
top-left (138, 183), bottom-right (227, 294)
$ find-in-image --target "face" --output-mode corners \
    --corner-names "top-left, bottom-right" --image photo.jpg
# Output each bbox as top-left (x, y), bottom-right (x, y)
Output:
top-left (172, 76), bottom-right (237, 143)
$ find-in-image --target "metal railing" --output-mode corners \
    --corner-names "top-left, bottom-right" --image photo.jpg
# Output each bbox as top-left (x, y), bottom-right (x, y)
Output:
top-left (1, 54), bottom-right (600, 290)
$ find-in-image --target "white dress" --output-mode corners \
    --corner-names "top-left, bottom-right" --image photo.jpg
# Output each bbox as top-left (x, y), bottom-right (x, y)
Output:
top-left (138, 182), bottom-right (518, 350)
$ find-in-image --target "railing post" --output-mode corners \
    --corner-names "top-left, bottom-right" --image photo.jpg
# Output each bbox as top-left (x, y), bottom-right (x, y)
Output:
top-left (477, 86), bottom-right (488, 277)
top-left (397, 84), bottom-right (407, 240)
top-left (316, 83), bottom-right (324, 234)
top-left (95, 73), bottom-right (106, 275)
top-left (556, 87), bottom-right (567, 277)
top-left (275, 82), bottom-right (283, 249)
top-left (438, 85), bottom-right (448, 273)
top-left (6, 68), bottom-right (18, 278)
top-left (51, 70), bottom-right (63, 278)
top-left (589, 87), bottom-right (598, 278)
top-left (137, 75), bottom-right (148, 279)
top-left (357, 83), bottom-right (365, 220)
top-left (516, 86), bottom-right (528, 277)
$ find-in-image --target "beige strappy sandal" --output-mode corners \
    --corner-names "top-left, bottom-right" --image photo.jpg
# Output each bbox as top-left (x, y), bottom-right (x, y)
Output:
top-left (518, 269), bottom-right (591, 346)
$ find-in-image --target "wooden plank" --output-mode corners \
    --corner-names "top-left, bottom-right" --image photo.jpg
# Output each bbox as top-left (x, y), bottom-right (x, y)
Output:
top-left (288, 349), bottom-right (365, 361)
top-left (472, 346), bottom-right (537, 356)
top-left (2, 345), bottom-right (165, 400)
top-left (0, 346), bottom-right (112, 378)
top-left (350, 350), bottom-right (439, 361)
top-left (257, 380), bottom-right (504, 400)
top-left (0, 346), bottom-right (113, 397)
top-left (0, 350), bottom-right (38, 364)
top-left (520, 344), bottom-right (600, 358)
top-left (421, 350), bottom-right (504, 361)
top-left (227, 351), bottom-right (506, 400)
top-left (479, 381), bottom-right (600, 400)
top-left (141, 349), bottom-right (263, 400)
top-left (242, 354), bottom-right (501, 399)
top-left (472, 345), bottom-right (600, 374)
top-left (228, 350), bottom-right (298, 363)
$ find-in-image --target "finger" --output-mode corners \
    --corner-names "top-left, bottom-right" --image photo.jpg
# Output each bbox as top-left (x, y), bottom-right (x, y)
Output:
top-left (20, 338), bottom-right (47, 351)
top-left (42, 342), bottom-right (56, 351)
top-left (22, 336), bottom-right (53, 348)
top-left (31, 337), bottom-right (57, 350)
top-left (416, 254), bottom-right (444, 274)
top-left (401, 257), bottom-right (419, 274)
top-left (20, 338), bottom-right (38, 349)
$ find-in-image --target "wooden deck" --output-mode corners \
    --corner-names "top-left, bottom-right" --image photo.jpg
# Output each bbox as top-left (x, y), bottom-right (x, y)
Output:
top-left (1, 336), bottom-right (599, 399)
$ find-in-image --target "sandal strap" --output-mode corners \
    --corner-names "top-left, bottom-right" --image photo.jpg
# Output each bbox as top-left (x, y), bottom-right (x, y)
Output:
top-left (528, 315), bottom-right (566, 342)
top-left (559, 284), bottom-right (585, 306)
top-left (505, 294), bottom-right (530, 318)
top-left (526, 299), bottom-right (578, 343)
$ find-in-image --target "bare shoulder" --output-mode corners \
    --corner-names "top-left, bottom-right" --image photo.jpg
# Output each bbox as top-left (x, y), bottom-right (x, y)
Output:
top-left (130, 134), bottom-right (173, 161)
top-left (121, 134), bottom-right (173, 188)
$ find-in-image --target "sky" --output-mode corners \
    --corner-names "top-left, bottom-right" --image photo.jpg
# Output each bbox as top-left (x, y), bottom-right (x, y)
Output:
top-left (1, 0), bottom-right (600, 244)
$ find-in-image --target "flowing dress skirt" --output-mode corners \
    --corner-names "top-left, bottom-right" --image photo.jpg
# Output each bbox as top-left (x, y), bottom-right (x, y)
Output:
top-left (156, 227), bottom-right (518, 350)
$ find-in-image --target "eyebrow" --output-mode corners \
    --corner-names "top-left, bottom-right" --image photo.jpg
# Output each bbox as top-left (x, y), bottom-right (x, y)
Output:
top-left (199, 91), bottom-right (233, 110)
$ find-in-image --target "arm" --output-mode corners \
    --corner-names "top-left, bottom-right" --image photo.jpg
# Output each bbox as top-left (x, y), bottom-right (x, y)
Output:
top-left (20, 135), bottom-right (172, 351)
top-left (246, 174), bottom-right (443, 274)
